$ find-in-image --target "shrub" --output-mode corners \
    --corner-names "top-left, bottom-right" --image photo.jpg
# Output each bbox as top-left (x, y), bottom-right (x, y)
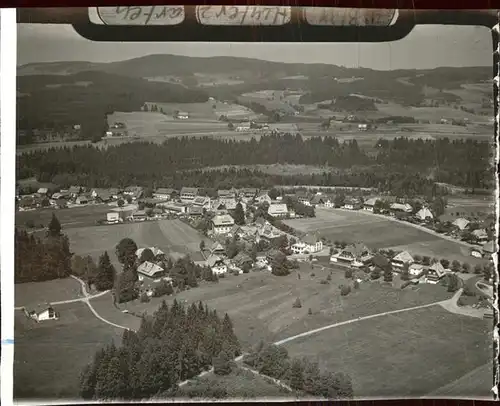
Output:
top-left (340, 285), bottom-right (351, 296)
top-left (462, 262), bottom-right (471, 273)
top-left (140, 292), bottom-right (151, 303)
top-left (319, 279), bottom-right (329, 285)
top-left (292, 298), bottom-right (302, 308)
top-left (326, 274), bottom-right (332, 281)
top-left (473, 264), bottom-right (483, 274)
top-left (353, 280), bottom-right (360, 289)
top-left (154, 280), bottom-right (174, 297)
top-left (344, 269), bottom-right (353, 279)
top-left (413, 254), bottom-right (422, 263)
top-left (451, 260), bottom-right (461, 272)
top-left (463, 285), bottom-right (476, 297)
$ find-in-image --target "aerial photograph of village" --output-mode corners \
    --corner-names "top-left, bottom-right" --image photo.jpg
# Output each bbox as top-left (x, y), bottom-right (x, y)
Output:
top-left (13, 8), bottom-right (497, 403)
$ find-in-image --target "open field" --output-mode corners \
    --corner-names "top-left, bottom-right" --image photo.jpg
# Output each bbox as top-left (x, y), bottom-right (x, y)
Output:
top-left (283, 305), bottom-right (493, 399)
top-left (65, 219), bottom-right (207, 267)
top-left (15, 277), bottom-right (83, 308)
top-left (178, 367), bottom-right (293, 400)
top-left (284, 208), bottom-right (488, 265)
top-left (14, 302), bottom-right (123, 399)
top-left (116, 265), bottom-right (453, 350)
top-left (16, 204), bottom-right (112, 229)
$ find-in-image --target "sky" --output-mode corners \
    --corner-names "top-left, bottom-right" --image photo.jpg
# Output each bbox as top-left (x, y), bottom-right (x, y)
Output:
top-left (17, 23), bottom-right (493, 70)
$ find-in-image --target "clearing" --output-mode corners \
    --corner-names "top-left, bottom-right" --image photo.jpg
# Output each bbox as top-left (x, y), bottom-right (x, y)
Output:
top-left (282, 305), bottom-right (493, 399)
top-left (14, 302), bottom-right (123, 400)
top-left (65, 218), bottom-right (208, 268)
top-left (15, 277), bottom-right (83, 308)
top-left (284, 208), bottom-right (487, 265)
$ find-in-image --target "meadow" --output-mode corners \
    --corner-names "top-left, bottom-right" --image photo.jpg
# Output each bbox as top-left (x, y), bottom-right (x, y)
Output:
top-left (283, 305), bottom-right (493, 398)
top-left (14, 302), bottom-right (124, 400)
top-left (15, 277), bottom-right (83, 308)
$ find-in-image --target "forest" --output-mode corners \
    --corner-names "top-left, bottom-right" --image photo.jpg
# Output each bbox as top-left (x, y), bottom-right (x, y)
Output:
top-left (80, 300), bottom-right (241, 400)
top-left (16, 71), bottom-right (208, 140)
top-left (16, 135), bottom-right (493, 195)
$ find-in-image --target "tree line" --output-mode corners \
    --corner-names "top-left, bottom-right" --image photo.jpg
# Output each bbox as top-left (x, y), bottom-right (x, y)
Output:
top-left (80, 299), bottom-right (241, 400)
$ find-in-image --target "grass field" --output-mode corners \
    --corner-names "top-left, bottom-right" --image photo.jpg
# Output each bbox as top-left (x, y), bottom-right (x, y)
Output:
top-left (64, 219), bottom-right (207, 268)
top-left (14, 302), bottom-right (123, 400)
top-left (16, 204), bottom-right (112, 229)
top-left (15, 277), bottom-right (83, 308)
top-left (118, 264), bottom-right (453, 350)
top-left (178, 367), bottom-right (293, 400)
top-left (282, 305), bottom-right (493, 399)
top-left (284, 208), bottom-right (488, 265)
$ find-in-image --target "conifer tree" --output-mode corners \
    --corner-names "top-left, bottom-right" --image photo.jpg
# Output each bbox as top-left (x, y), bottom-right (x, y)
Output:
top-left (95, 251), bottom-right (115, 291)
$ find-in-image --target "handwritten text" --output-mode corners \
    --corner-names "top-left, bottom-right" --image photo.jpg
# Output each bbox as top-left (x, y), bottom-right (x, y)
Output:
top-left (196, 6), bottom-right (291, 26)
top-left (97, 6), bottom-right (185, 26)
top-left (303, 8), bottom-right (396, 27)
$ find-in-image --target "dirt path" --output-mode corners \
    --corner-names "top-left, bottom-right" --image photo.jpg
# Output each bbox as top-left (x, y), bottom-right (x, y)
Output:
top-left (438, 288), bottom-right (486, 319)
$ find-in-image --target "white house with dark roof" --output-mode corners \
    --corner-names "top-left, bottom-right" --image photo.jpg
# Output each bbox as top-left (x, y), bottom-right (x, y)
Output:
top-left (206, 254), bottom-right (227, 274)
top-left (291, 232), bottom-right (323, 254)
top-left (192, 195), bottom-right (211, 209)
top-left (268, 203), bottom-right (289, 218)
top-left (425, 262), bottom-right (446, 284)
top-left (25, 305), bottom-right (59, 322)
top-left (452, 218), bottom-right (470, 231)
top-left (472, 229), bottom-right (489, 243)
top-left (330, 243), bottom-right (372, 266)
top-left (254, 191), bottom-right (272, 205)
top-left (391, 251), bottom-right (414, 270)
top-left (137, 261), bottom-right (170, 283)
top-left (124, 186), bottom-right (144, 200)
top-left (153, 188), bottom-right (175, 200)
top-left (363, 197), bottom-right (379, 212)
top-left (409, 263), bottom-right (426, 277)
top-left (211, 214), bottom-right (235, 235)
top-left (180, 187), bottom-right (199, 202)
top-left (390, 203), bottom-right (413, 214)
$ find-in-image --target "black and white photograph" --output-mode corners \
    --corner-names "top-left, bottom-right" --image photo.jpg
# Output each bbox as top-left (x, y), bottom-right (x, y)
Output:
top-left (12, 6), bottom-right (498, 403)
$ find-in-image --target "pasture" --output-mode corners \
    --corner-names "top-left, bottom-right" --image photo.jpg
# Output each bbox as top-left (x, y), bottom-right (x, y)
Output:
top-left (65, 219), bottom-right (208, 268)
top-left (284, 208), bottom-right (488, 265)
top-left (14, 302), bottom-right (124, 400)
top-left (120, 264), bottom-right (453, 349)
top-left (16, 204), bottom-right (112, 229)
top-left (283, 305), bottom-right (493, 399)
top-left (15, 277), bottom-right (83, 308)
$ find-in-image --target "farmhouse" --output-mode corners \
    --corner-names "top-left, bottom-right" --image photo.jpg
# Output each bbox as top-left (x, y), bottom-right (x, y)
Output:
top-left (153, 188), bottom-right (175, 200)
top-left (137, 261), bottom-right (168, 282)
top-left (187, 205), bottom-right (204, 216)
top-left (331, 243), bottom-right (372, 266)
top-left (310, 195), bottom-right (325, 206)
top-left (218, 188), bottom-right (238, 199)
top-left (232, 252), bottom-right (253, 270)
top-left (391, 251), bottom-right (414, 270)
top-left (291, 232), bottom-right (323, 255)
top-left (91, 188), bottom-right (114, 203)
top-left (180, 187), bottom-right (199, 202)
top-left (268, 203), bottom-right (289, 218)
top-left (175, 111), bottom-right (189, 120)
top-left (106, 212), bottom-right (121, 224)
top-left (343, 198), bottom-right (362, 210)
top-left (36, 187), bottom-right (49, 196)
top-left (206, 254), bottom-right (227, 275)
top-left (211, 214), bottom-right (235, 235)
top-left (296, 191), bottom-right (313, 206)
top-left (136, 247), bottom-right (165, 259)
top-left (124, 186), bottom-right (144, 200)
top-left (472, 229), bottom-right (489, 243)
top-left (68, 186), bottom-right (82, 197)
top-left (161, 202), bottom-right (187, 214)
top-left (259, 224), bottom-right (283, 241)
top-left (75, 195), bottom-right (90, 205)
top-left (425, 262), bottom-right (446, 284)
top-left (363, 197), bottom-right (379, 212)
top-left (324, 195), bottom-right (336, 208)
top-left (235, 122), bottom-right (251, 132)
top-left (416, 207), bottom-right (433, 221)
top-left (132, 210), bottom-right (147, 221)
top-left (192, 196), bottom-right (211, 209)
top-left (25, 305), bottom-right (59, 322)
top-left (390, 203), bottom-right (413, 214)
top-left (409, 263), bottom-right (426, 277)
top-left (254, 191), bottom-right (272, 205)
top-left (210, 242), bottom-right (226, 256)
top-left (240, 188), bottom-right (258, 201)
top-left (452, 218), bottom-right (470, 230)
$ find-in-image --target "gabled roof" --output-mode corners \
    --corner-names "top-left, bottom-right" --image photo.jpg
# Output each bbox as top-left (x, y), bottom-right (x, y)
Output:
top-left (68, 186), bottom-right (82, 193)
top-left (343, 243), bottom-right (371, 258)
top-left (193, 196), bottom-right (210, 205)
top-left (136, 247), bottom-right (165, 258)
top-left (180, 187), bottom-right (199, 195)
top-left (364, 197), bottom-right (379, 206)
top-left (429, 261), bottom-right (446, 275)
top-left (212, 214), bottom-right (235, 226)
top-left (452, 218), bottom-right (469, 230)
top-left (268, 203), bottom-right (288, 214)
top-left (302, 232), bottom-right (321, 245)
top-left (211, 242), bottom-right (226, 253)
top-left (233, 252), bottom-right (253, 266)
top-left (137, 261), bottom-right (164, 278)
top-left (416, 207), bottom-right (433, 220)
top-left (390, 203), bottom-right (413, 212)
top-left (310, 195), bottom-right (324, 205)
top-left (155, 187), bottom-right (175, 195)
top-left (206, 254), bottom-right (224, 267)
top-left (392, 251), bottom-right (414, 263)
top-left (472, 229), bottom-right (488, 238)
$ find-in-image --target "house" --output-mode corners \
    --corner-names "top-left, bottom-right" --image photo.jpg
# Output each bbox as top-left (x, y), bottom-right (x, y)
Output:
top-left (343, 198), bottom-right (362, 210)
top-left (268, 203), bottom-right (289, 218)
top-left (390, 203), bottom-right (413, 214)
top-left (137, 261), bottom-right (168, 282)
top-left (188, 205), bottom-right (204, 216)
top-left (324, 195), bottom-right (336, 208)
top-left (25, 305), bottom-right (59, 322)
top-left (470, 247), bottom-right (483, 258)
top-left (175, 111), bottom-right (189, 120)
top-left (219, 197), bottom-right (239, 211)
top-left (206, 254), bottom-right (227, 275)
top-left (153, 188), bottom-right (175, 200)
top-left (192, 196), bottom-right (211, 209)
top-left (235, 122), bottom-right (251, 132)
top-left (106, 212), bottom-right (121, 224)
top-left (232, 252), bottom-right (253, 270)
top-left (296, 191), bottom-right (312, 206)
top-left (452, 218), bottom-right (470, 231)
top-left (132, 210), bottom-right (147, 221)
top-left (218, 188), bottom-right (238, 199)
top-left (472, 229), bottom-right (489, 243)
top-left (259, 224), bottom-right (283, 241)
top-left (363, 198), bottom-right (379, 212)
top-left (358, 123), bottom-right (368, 131)
top-left (161, 202), bottom-right (187, 214)
top-left (331, 243), bottom-right (372, 266)
top-left (254, 191), bottom-right (272, 205)
top-left (310, 195), bottom-right (325, 206)
top-left (180, 187), bottom-right (199, 202)
top-left (291, 232), bottom-right (323, 255)
top-left (240, 188), bottom-right (258, 201)
top-left (409, 263), bottom-right (426, 277)
top-left (425, 262), bottom-right (446, 284)
top-left (211, 214), bottom-right (235, 235)
top-left (50, 192), bottom-right (69, 201)
top-left (75, 195), bottom-right (90, 205)
top-left (124, 186), bottom-right (143, 201)
top-left (391, 251), bottom-right (414, 270)
top-left (210, 242), bottom-right (226, 256)
top-left (36, 187), bottom-right (49, 196)
top-left (68, 186), bottom-right (82, 197)
top-left (91, 188), bottom-right (113, 202)
top-left (416, 207), bottom-right (433, 221)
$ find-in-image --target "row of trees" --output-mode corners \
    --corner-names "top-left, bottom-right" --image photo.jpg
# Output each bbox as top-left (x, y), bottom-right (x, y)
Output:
top-left (243, 342), bottom-right (354, 399)
top-left (80, 300), bottom-right (241, 400)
